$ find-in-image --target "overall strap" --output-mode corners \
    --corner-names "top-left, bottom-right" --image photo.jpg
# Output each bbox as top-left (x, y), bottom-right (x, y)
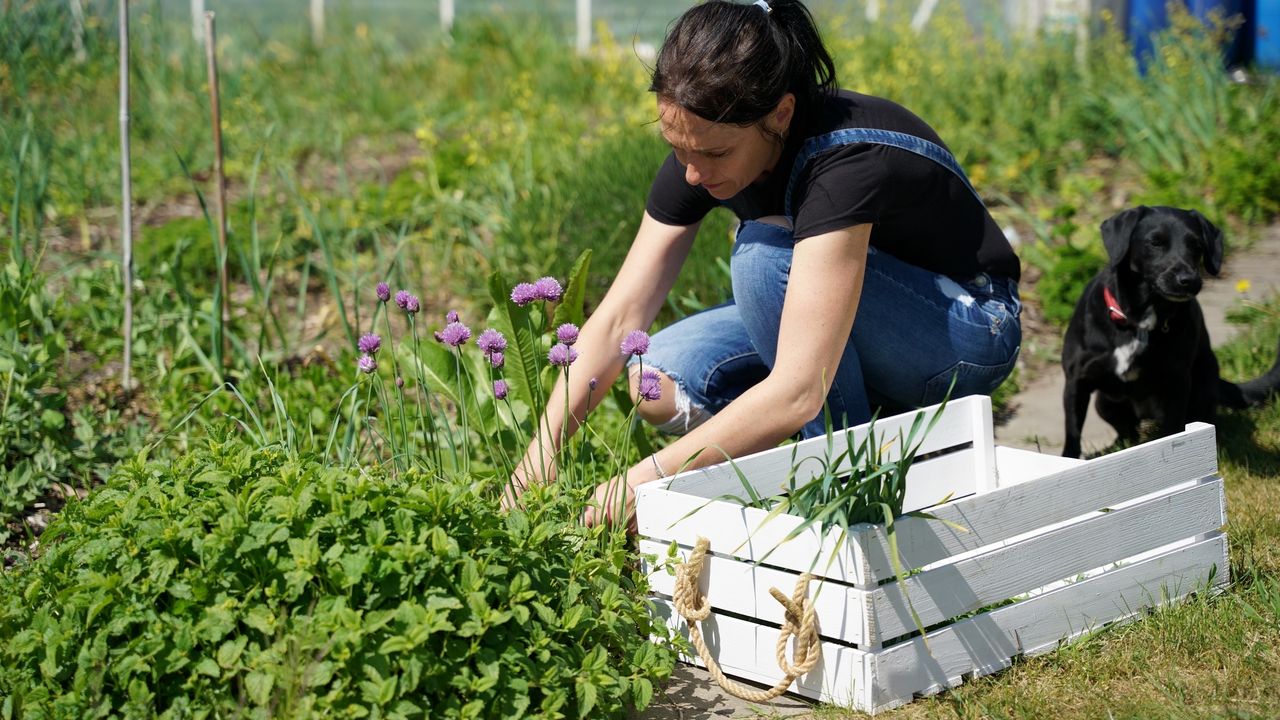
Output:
top-left (784, 127), bottom-right (983, 219)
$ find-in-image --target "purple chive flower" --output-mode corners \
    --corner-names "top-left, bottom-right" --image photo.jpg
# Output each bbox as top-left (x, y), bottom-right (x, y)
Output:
top-left (477, 328), bottom-right (507, 355)
top-left (394, 290), bottom-right (420, 314)
top-left (358, 333), bottom-right (381, 355)
top-left (555, 323), bottom-right (580, 346)
top-left (548, 343), bottom-right (578, 367)
top-left (438, 321), bottom-right (472, 347)
top-left (589, 377), bottom-right (599, 391)
top-left (489, 351), bottom-right (505, 369)
top-left (620, 330), bottom-right (650, 357)
top-left (376, 282), bottom-right (391, 303)
top-left (358, 354), bottom-right (378, 374)
top-left (396, 376), bottom-right (405, 389)
top-left (493, 379), bottom-right (509, 400)
top-left (533, 276), bottom-right (563, 302)
top-left (510, 283), bottom-right (537, 307)
top-left (445, 310), bottom-right (459, 324)
top-left (637, 370), bottom-right (662, 402)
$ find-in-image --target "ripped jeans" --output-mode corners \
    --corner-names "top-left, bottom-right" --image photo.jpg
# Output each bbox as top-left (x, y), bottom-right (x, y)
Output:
top-left (631, 220), bottom-right (1022, 439)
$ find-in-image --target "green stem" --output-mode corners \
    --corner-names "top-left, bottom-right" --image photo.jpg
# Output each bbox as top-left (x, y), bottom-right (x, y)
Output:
top-left (382, 306), bottom-right (411, 472)
top-left (409, 317), bottom-right (446, 472)
top-left (453, 349), bottom-right (470, 476)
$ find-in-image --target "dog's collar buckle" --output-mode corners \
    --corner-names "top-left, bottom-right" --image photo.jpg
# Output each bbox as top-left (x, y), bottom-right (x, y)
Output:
top-left (1102, 286), bottom-right (1130, 326)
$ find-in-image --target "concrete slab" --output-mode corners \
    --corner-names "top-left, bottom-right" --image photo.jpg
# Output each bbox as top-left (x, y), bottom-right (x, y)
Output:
top-left (635, 665), bottom-right (815, 719)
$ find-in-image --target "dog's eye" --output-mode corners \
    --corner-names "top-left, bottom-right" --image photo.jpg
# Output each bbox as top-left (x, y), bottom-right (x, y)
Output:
top-left (1148, 235), bottom-right (1169, 248)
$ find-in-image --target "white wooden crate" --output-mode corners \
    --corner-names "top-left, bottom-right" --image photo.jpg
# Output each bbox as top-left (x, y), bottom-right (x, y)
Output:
top-left (636, 396), bottom-right (1229, 714)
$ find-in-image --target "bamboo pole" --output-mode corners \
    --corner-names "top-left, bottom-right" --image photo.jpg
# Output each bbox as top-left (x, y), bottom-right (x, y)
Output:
top-left (310, 0), bottom-right (324, 45)
top-left (191, 0), bottom-right (204, 44)
top-left (866, 0), bottom-right (881, 23)
top-left (205, 12), bottom-right (230, 374)
top-left (119, 0), bottom-right (134, 392)
top-left (69, 0), bottom-right (86, 63)
top-left (576, 0), bottom-right (590, 54)
top-left (910, 0), bottom-right (940, 33)
top-left (1077, 0), bottom-right (1091, 69)
top-left (440, 0), bottom-right (454, 33)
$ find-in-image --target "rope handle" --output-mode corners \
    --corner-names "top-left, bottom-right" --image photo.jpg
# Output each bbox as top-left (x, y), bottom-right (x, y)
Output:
top-left (670, 536), bottom-right (821, 703)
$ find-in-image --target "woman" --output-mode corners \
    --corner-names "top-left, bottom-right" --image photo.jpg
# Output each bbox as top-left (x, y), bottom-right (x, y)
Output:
top-left (507, 0), bottom-right (1021, 526)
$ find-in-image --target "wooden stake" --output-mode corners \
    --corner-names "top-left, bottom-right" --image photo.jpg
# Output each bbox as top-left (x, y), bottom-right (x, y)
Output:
top-left (205, 12), bottom-right (230, 372)
top-left (191, 0), bottom-right (204, 44)
top-left (69, 0), bottom-right (86, 63)
top-left (440, 0), bottom-right (454, 33)
top-left (119, 0), bottom-right (134, 392)
top-left (576, 0), bottom-right (590, 54)
top-left (311, 0), bottom-right (325, 45)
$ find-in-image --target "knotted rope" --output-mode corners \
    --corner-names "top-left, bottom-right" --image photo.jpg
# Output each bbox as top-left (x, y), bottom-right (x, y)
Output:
top-left (670, 536), bottom-right (822, 703)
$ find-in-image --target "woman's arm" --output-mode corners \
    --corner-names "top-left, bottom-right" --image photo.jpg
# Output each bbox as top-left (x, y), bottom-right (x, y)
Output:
top-left (584, 223), bottom-right (873, 525)
top-left (508, 212), bottom-right (701, 496)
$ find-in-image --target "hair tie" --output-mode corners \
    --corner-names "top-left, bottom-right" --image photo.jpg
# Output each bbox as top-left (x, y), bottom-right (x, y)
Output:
top-left (753, 0), bottom-right (772, 14)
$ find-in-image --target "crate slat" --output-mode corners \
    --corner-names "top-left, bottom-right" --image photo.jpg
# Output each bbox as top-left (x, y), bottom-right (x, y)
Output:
top-left (663, 396), bottom-right (991, 501)
top-left (993, 445), bottom-right (1085, 487)
top-left (640, 538), bottom-right (874, 645)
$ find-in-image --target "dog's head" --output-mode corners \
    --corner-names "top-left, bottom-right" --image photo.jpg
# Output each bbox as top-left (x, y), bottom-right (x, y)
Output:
top-left (1100, 206), bottom-right (1224, 301)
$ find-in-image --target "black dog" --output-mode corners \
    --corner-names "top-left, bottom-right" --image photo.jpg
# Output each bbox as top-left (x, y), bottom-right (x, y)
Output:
top-left (1061, 205), bottom-right (1280, 459)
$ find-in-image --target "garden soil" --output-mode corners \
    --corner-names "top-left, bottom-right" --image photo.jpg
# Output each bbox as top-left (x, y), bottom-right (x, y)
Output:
top-left (637, 221), bottom-right (1280, 719)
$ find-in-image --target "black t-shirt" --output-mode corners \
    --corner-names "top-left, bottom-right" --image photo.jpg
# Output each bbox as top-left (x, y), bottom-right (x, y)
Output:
top-left (645, 90), bottom-right (1020, 281)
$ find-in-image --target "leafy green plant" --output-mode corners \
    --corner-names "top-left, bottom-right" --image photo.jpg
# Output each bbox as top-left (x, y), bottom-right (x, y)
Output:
top-left (0, 435), bottom-right (673, 719)
top-left (0, 259), bottom-right (72, 539)
top-left (1033, 242), bottom-right (1107, 327)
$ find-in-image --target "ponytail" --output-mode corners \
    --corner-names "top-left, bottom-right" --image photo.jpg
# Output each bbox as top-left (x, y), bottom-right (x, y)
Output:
top-left (650, 0), bottom-right (837, 126)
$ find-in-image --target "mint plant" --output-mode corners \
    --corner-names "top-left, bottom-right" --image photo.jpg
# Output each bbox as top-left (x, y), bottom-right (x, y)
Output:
top-left (0, 436), bottom-right (673, 718)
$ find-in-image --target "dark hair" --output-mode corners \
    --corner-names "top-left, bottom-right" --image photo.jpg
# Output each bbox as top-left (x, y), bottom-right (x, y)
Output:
top-left (650, 0), bottom-right (837, 126)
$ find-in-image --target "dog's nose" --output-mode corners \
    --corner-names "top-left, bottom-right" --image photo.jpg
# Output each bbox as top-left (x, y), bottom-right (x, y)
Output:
top-left (1174, 271), bottom-right (1201, 293)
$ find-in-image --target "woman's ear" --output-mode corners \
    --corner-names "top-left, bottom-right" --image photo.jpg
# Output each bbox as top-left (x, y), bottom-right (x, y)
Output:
top-left (772, 93), bottom-right (796, 135)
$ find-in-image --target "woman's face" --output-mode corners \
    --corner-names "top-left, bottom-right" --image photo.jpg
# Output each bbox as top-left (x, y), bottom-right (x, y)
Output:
top-left (657, 96), bottom-right (794, 201)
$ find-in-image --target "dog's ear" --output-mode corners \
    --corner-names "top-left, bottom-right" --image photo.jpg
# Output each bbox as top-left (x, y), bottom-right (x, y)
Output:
top-left (1100, 206), bottom-right (1148, 268)
top-left (1188, 209), bottom-right (1224, 276)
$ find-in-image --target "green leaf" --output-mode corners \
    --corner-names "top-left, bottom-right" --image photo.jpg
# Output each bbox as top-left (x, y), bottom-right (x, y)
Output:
top-left (245, 671), bottom-right (275, 705)
top-left (550, 249), bottom-right (593, 329)
top-left (40, 409), bottom-right (64, 430)
top-left (487, 270), bottom-right (545, 417)
top-left (216, 636), bottom-right (247, 669)
top-left (576, 679), bottom-right (598, 719)
top-left (194, 657), bottom-right (221, 678)
top-left (632, 677), bottom-right (654, 710)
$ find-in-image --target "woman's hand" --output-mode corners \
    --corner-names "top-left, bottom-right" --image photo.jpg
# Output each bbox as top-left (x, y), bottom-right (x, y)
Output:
top-left (499, 476), bottom-right (528, 512)
top-left (582, 475), bottom-right (639, 533)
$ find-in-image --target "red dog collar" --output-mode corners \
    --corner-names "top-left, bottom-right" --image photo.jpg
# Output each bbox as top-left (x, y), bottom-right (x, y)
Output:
top-left (1103, 286), bottom-right (1129, 325)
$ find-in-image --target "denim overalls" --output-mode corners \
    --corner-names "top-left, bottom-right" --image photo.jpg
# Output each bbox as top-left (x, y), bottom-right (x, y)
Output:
top-left (636, 129), bottom-right (1022, 438)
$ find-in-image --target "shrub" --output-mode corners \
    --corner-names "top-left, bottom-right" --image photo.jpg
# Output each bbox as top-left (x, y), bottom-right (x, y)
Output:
top-left (0, 436), bottom-right (674, 719)
top-left (1034, 243), bottom-right (1107, 327)
top-left (0, 260), bottom-right (73, 540)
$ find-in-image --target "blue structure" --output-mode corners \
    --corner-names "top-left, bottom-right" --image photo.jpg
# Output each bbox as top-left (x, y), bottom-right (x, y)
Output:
top-left (1259, 0), bottom-right (1280, 69)
top-left (1128, 0), bottom-right (1252, 68)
